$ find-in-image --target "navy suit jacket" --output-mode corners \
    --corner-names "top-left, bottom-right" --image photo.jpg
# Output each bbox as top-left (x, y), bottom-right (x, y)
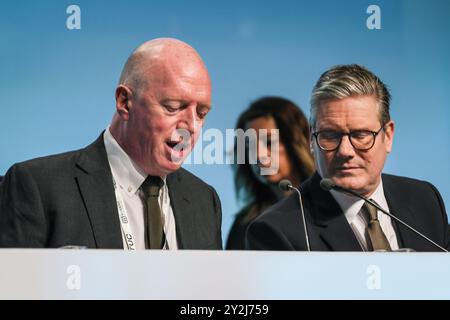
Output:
top-left (246, 172), bottom-right (450, 251)
top-left (0, 134), bottom-right (222, 249)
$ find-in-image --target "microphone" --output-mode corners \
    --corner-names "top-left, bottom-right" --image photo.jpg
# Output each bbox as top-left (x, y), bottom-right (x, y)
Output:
top-left (278, 179), bottom-right (292, 192)
top-left (320, 178), bottom-right (448, 252)
top-left (279, 179), bottom-right (310, 251)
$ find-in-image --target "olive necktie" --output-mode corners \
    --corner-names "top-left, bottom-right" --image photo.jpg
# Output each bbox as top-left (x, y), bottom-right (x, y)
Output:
top-left (141, 176), bottom-right (165, 249)
top-left (363, 201), bottom-right (392, 251)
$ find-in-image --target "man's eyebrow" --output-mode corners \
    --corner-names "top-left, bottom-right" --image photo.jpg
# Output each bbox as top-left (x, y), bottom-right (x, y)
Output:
top-left (315, 126), bottom-right (339, 131)
top-left (199, 103), bottom-right (212, 110)
top-left (160, 98), bottom-right (184, 105)
top-left (160, 99), bottom-right (212, 110)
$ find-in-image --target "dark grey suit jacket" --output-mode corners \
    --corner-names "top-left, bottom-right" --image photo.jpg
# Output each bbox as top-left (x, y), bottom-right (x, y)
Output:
top-left (0, 134), bottom-right (222, 249)
top-left (246, 172), bottom-right (450, 252)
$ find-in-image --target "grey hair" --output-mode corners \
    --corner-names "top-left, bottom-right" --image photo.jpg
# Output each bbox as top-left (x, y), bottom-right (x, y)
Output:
top-left (310, 64), bottom-right (391, 127)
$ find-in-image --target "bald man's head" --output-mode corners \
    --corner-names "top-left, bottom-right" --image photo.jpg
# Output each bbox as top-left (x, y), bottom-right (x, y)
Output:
top-left (110, 38), bottom-right (212, 176)
top-left (118, 38), bottom-right (210, 96)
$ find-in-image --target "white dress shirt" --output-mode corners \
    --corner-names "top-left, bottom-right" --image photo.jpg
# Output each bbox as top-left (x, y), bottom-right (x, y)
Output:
top-left (103, 127), bottom-right (178, 250)
top-left (330, 179), bottom-right (399, 251)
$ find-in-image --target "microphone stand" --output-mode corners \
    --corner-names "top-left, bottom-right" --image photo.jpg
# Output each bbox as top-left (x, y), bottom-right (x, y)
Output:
top-left (279, 180), bottom-right (311, 251)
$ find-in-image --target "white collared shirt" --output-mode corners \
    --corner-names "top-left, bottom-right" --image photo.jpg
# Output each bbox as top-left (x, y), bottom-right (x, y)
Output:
top-left (103, 127), bottom-right (178, 250)
top-left (330, 178), bottom-right (399, 251)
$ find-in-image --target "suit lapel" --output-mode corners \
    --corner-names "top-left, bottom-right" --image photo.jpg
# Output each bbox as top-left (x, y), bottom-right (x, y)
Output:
top-left (306, 173), bottom-right (362, 251)
top-left (317, 216), bottom-right (363, 251)
top-left (382, 175), bottom-right (421, 250)
top-left (166, 170), bottom-right (192, 249)
top-left (75, 134), bottom-right (123, 249)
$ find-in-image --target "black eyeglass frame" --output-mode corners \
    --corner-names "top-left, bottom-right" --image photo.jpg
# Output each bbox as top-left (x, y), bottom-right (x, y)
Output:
top-left (312, 125), bottom-right (386, 151)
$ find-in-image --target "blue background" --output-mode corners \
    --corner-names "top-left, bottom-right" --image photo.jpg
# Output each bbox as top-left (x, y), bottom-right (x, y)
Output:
top-left (1, 0), bottom-right (449, 246)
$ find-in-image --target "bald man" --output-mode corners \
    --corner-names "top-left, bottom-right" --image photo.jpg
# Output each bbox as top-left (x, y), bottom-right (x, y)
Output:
top-left (0, 38), bottom-right (222, 249)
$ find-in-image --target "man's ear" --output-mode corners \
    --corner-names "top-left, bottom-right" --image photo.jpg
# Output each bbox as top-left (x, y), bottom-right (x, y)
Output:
top-left (115, 85), bottom-right (133, 120)
top-left (384, 120), bottom-right (395, 153)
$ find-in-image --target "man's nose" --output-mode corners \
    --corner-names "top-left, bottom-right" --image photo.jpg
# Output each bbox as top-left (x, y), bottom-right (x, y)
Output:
top-left (178, 105), bottom-right (199, 134)
top-left (336, 135), bottom-right (356, 157)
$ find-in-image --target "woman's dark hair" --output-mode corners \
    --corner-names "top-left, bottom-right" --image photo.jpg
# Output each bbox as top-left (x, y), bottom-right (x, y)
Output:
top-left (233, 96), bottom-right (315, 223)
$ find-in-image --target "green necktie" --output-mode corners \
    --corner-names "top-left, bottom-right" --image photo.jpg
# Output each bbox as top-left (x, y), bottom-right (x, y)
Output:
top-left (363, 201), bottom-right (392, 251)
top-left (141, 176), bottom-right (165, 249)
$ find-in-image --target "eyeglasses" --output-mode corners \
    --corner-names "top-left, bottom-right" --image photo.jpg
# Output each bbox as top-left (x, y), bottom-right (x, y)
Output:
top-left (312, 125), bottom-right (385, 151)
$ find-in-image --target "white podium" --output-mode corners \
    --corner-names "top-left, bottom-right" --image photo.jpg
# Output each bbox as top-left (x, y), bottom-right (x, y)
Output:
top-left (0, 249), bottom-right (449, 299)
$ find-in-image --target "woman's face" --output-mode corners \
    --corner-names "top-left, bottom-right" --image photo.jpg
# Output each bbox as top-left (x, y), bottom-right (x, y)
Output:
top-left (246, 116), bottom-right (293, 185)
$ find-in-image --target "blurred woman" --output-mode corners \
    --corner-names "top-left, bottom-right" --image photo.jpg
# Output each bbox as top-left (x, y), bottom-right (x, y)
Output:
top-left (226, 96), bottom-right (315, 249)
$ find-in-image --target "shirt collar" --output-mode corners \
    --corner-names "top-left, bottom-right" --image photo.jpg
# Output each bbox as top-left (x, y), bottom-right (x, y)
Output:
top-left (329, 177), bottom-right (389, 223)
top-left (103, 126), bottom-right (147, 195)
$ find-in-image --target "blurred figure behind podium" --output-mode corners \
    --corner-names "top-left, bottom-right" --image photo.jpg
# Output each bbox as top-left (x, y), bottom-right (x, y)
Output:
top-left (0, 38), bottom-right (222, 250)
top-left (226, 97), bottom-right (314, 249)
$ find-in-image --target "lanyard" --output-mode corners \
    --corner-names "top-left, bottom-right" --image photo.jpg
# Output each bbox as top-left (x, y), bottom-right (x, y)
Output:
top-left (112, 177), bottom-right (136, 251)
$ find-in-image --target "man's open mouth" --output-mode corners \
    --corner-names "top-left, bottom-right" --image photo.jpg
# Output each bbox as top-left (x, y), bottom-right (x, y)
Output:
top-left (166, 140), bottom-right (189, 152)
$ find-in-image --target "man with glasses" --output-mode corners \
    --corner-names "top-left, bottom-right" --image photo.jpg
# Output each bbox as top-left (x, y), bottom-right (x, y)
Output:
top-left (246, 64), bottom-right (449, 251)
